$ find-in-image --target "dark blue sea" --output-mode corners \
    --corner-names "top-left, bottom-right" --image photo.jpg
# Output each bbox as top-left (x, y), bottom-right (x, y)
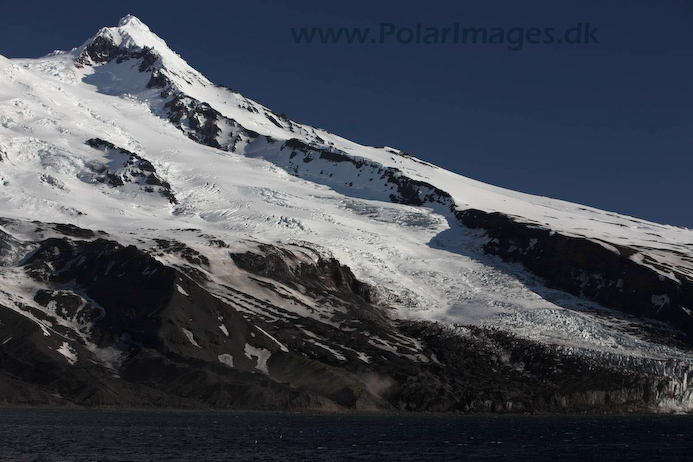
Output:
top-left (0, 409), bottom-right (691, 461)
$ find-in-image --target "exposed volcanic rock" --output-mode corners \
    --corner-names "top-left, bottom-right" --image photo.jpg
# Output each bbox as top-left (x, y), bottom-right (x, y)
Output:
top-left (76, 36), bottom-right (127, 67)
top-left (456, 209), bottom-right (693, 342)
top-left (0, 305), bottom-right (134, 407)
top-left (150, 238), bottom-right (211, 283)
top-left (231, 244), bottom-right (377, 304)
top-left (51, 223), bottom-right (103, 239)
top-left (163, 97), bottom-right (222, 148)
top-left (153, 239), bottom-right (210, 268)
top-left (85, 138), bottom-right (177, 204)
top-left (2, 233), bottom-right (390, 409)
top-left (76, 35), bottom-right (161, 70)
top-left (147, 70), bottom-right (171, 90)
top-left (34, 289), bottom-right (101, 326)
top-left (227, 242), bottom-right (397, 334)
top-left (0, 228), bottom-right (29, 267)
top-left (396, 321), bottom-right (686, 413)
top-left (278, 139), bottom-right (453, 207)
top-left (384, 148), bottom-right (438, 168)
top-left (161, 94), bottom-right (261, 151)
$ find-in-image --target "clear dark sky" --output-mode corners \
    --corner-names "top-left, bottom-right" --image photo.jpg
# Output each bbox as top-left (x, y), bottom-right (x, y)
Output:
top-left (1, 1), bottom-right (691, 227)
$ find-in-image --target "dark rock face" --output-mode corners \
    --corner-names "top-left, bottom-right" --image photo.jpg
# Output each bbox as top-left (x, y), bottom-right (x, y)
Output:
top-left (1, 232), bottom-right (390, 410)
top-left (136, 47), bottom-right (159, 72)
top-left (76, 36), bottom-right (161, 70)
top-left (456, 209), bottom-right (693, 341)
top-left (161, 95), bottom-right (259, 151)
top-left (76, 36), bottom-right (127, 66)
top-left (229, 244), bottom-right (392, 330)
top-left (384, 148), bottom-right (438, 168)
top-left (85, 138), bottom-right (177, 204)
top-left (0, 228), bottom-right (29, 266)
top-left (154, 239), bottom-right (210, 268)
top-left (150, 238), bottom-right (211, 283)
top-left (34, 289), bottom-right (101, 326)
top-left (52, 223), bottom-right (101, 239)
top-left (231, 244), bottom-right (374, 303)
top-left (163, 96), bottom-right (223, 148)
top-left (265, 114), bottom-right (283, 129)
top-left (25, 239), bottom-right (173, 340)
top-left (0, 305), bottom-right (134, 407)
top-left (396, 322), bottom-right (680, 413)
top-left (147, 70), bottom-right (170, 89)
top-left (278, 139), bottom-right (453, 208)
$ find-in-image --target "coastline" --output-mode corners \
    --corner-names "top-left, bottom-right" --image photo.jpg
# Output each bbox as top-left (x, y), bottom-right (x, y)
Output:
top-left (1, 404), bottom-right (690, 418)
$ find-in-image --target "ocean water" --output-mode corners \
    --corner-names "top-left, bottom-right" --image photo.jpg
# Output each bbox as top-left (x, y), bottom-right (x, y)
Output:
top-left (0, 409), bottom-right (691, 461)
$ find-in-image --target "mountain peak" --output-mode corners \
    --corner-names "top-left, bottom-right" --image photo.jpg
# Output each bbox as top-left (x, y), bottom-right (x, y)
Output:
top-left (74, 15), bottom-right (211, 90)
top-left (117, 14), bottom-right (149, 31)
top-left (87, 14), bottom-right (166, 53)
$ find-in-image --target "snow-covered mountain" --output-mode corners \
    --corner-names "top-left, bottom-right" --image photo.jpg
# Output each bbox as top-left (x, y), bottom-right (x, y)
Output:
top-left (1, 15), bottom-right (692, 412)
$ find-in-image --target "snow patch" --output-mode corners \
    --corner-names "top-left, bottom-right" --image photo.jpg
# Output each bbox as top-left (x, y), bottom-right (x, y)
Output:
top-left (244, 343), bottom-right (271, 374)
top-left (357, 351), bottom-right (371, 363)
top-left (652, 294), bottom-right (670, 312)
top-left (57, 342), bottom-right (77, 365)
top-left (218, 354), bottom-right (234, 368)
top-left (181, 327), bottom-right (201, 347)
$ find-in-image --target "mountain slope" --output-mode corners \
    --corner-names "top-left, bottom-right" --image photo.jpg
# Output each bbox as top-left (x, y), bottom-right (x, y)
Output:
top-left (0, 16), bottom-right (692, 412)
